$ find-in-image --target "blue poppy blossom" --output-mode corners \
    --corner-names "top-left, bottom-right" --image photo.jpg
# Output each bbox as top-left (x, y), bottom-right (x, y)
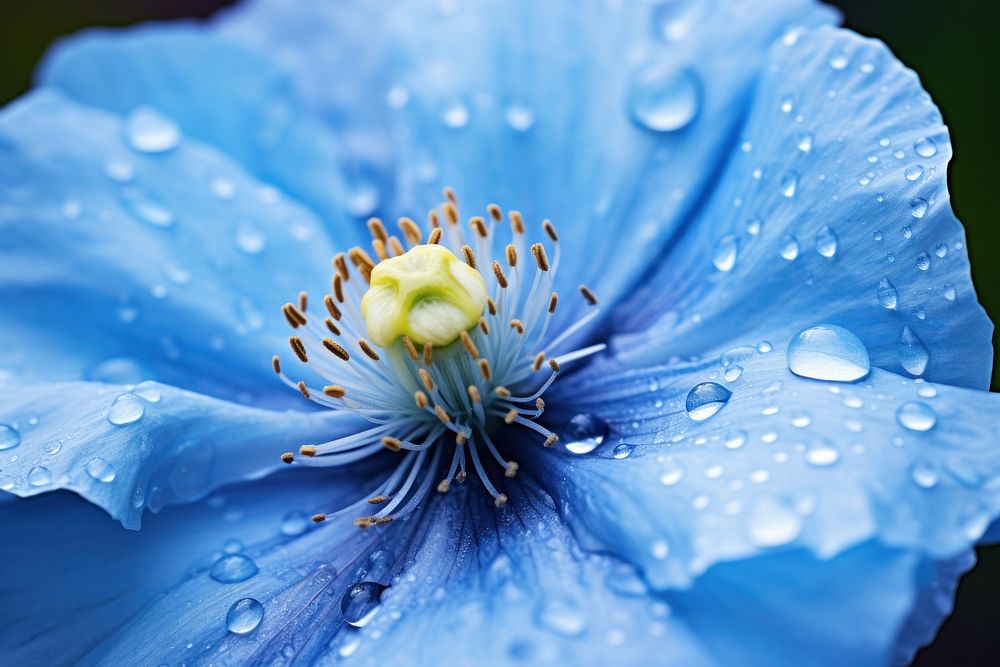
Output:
top-left (1, 0), bottom-right (999, 664)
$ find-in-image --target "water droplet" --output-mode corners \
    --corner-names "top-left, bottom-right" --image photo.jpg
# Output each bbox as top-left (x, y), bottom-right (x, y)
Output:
top-left (27, 466), bottom-right (51, 487)
top-left (790, 412), bottom-right (812, 428)
top-left (723, 365), bottom-right (743, 382)
top-left (504, 104), bottom-right (535, 132)
top-left (815, 226), bottom-right (838, 258)
top-left (341, 582), bottom-right (386, 628)
top-left (659, 462), bottom-right (684, 486)
top-left (904, 164), bottom-right (924, 181)
top-left (119, 188), bottom-right (175, 228)
top-left (650, 538), bottom-right (671, 558)
top-left (536, 597), bottom-right (587, 637)
top-left (780, 96), bottom-right (794, 113)
top-left (651, 0), bottom-right (708, 41)
top-left (915, 252), bottom-right (930, 271)
top-left (107, 394), bottom-right (145, 426)
top-left (628, 64), bottom-right (700, 132)
top-left (441, 103), bottom-right (469, 128)
top-left (345, 174), bottom-right (379, 217)
top-left (562, 414), bottom-right (609, 454)
top-left (797, 132), bottom-right (813, 153)
top-left (779, 235), bottom-right (800, 260)
top-left (235, 222), bottom-right (266, 254)
top-left (897, 401), bottom-right (937, 432)
top-left (685, 382), bottom-right (732, 421)
top-left (779, 172), bottom-right (798, 198)
top-left (914, 137), bottom-right (938, 158)
top-left (724, 430), bottom-right (747, 449)
top-left (0, 424), bottom-right (20, 451)
top-left (805, 445), bottom-right (840, 466)
top-left (746, 216), bottom-right (762, 235)
top-left (877, 276), bottom-right (898, 309)
top-left (86, 458), bottom-right (116, 483)
top-left (897, 326), bottom-right (929, 376)
top-left (125, 106), bottom-right (181, 153)
top-left (133, 381), bottom-right (161, 403)
top-left (934, 243), bottom-right (949, 258)
top-left (211, 554), bottom-right (259, 583)
top-left (104, 158), bottom-right (135, 182)
top-left (612, 443), bottom-right (634, 459)
top-left (909, 198), bottom-right (928, 219)
top-left (280, 510), bottom-right (310, 536)
top-left (943, 285), bottom-right (957, 302)
top-left (747, 496), bottom-right (802, 547)
top-left (713, 234), bottom-right (738, 272)
top-left (787, 324), bottom-right (871, 382)
top-left (829, 53), bottom-right (849, 70)
top-left (226, 598), bottom-right (264, 634)
top-left (909, 459), bottom-right (939, 488)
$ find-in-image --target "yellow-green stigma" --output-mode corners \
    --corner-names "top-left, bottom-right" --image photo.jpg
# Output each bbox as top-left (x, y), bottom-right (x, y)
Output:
top-left (272, 189), bottom-right (605, 524)
top-left (360, 244), bottom-right (487, 348)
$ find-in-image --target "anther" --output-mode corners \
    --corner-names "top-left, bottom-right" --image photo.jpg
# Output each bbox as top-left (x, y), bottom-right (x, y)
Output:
top-left (312, 513), bottom-right (327, 523)
top-left (300, 445), bottom-right (318, 457)
top-left (543, 219), bottom-right (558, 242)
top-left (478, 359), bottom-right (492, 380)
top-left (455, 470), bottom-right (467, 483)
top-left (443, 201), bottom-right (459, 225)
top-left (388, 236), bottom-right (405, 257)
top-left (323, 338), bottom-right (350, 361)
top-left (358, 338), bottom-right (381, 361)
top-left (414, 390), bottom-right (429, 408)
top-left (548, 292), bottom-right (558, 314)
top-left (281, 452), bottom-right (294, 464)
top-left (487, 297), bottom-right (497, 316)
top-left (428, 227), bottom-right (443, 244)
top-left (494, 494), bottom-right (508, 508)
top-left (505, 244), bottom-right (518, 267)
top-left (353, 516), bottom-right (373, 529)
top-left (324, 295), bottom-right (342, 320)
top-left (368, 495), bottom-right (389, 504)
top-left (536, 398), bottom-right (545, 411)
top-left (298, 291), bottom-right (308, 312)
top-left (504, 409), bottom-right (518, 425)
top-left (419, 368), bottom-right (435, 391)
top-left (549, 358), bottom-right (561, 372)
top-left (544, 435), bottom-right (558, 447)
top-left (381, 437), bottom-right (402, 452)
top-left (467, 385), bottom-right (481, 403)
top-left (402, 335), bottom-right (419, 361)
top-left (492, 261), bottom-right (508, 289)
top-left (323, 385), bottom-right (346, 398)
top-left (531, 243), bottom-right (550, 271)
top-left (289, 336), bottom-right (308, 363)
top-left (456, 432), bottom-right (467, 445)
top-left (579, 284), bottom-right (598, 305)
top-left (443, 186), bottom-right (457, 203)
top-left (434, 405), bottom-right (450, 423)
top-left (367, 217), bottom-right (388, 243)
top-left (505, 461), bottom-right (519, 478)
top-left (272, 355), bottom-right (282, 374)
top-left (398, 217), bottom-right (422, 244)
top-left (423, 341), bottom-right (434, 366)
top-left (437, 480), bottom-right (450, 493)
top-left (372, 238), bottom-right (388, 262)
top-left (462, 244), bottom-right (477, 268)
top-left (283, 303), bottom-right (307, 328)
top-left (510, 319), bottom-right (524, 334)
top-left (459, 330), bottom-right (479, 359)
top-left (428, 210), bottom-right (441, 228)
top-left (509, 210), bottom-right (524, 234)
top-left (487, 203), bottom-right (502, 222)
top-left (495, 386), bottom-right (511, 397)
top-left (325, 318), bottom-right (341, 336)
top-left (479, 317), bottom-right (490, 335)
top-left (532, 352), bottom-right (545, 372)
top-left (333, 253), bottom-right (349, 281)
top-left (374, 516), bottom-right (395, 525)
top-left (333, 274), bottom-right (345, 303)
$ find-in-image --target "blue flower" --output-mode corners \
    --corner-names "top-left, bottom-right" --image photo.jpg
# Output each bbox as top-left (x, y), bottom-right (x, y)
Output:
top-left (1, 0), bottom-right (997, 664)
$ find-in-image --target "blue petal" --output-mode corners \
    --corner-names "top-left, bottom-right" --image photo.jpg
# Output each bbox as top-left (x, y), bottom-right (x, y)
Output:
top-left (217, 0), bottom-right (837, 315)
top-left (0, 381), bottom-right (359, 528)
top-left (38, 23), bottom-right (375, 227)
top-left (539, 345), bottom-right (1000, 591)
top-left (616, 26), bottom-right (993, 389)
top-left (0, 90), bottom-right (336, 404)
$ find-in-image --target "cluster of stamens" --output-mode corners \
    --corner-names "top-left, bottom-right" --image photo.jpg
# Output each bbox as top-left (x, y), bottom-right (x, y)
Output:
top-left (273, 188), bottom-right (604, 527)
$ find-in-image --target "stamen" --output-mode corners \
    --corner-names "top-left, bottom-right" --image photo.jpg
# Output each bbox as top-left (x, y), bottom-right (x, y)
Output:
top-left (487, 203), bottom-right (502, 222)
top-left (298, 291), bottom-right (309, 313)
top-left (323, 338), bottom-right (350, 361)
top-left (272, 355), bottom-right (282, 374)
top-left (358, 339), bottom-right (381, 361)
top-left (333, 254), bottom-right (349, 281)
top-left (324, 295), bottom-right (342, 320)
top-left (579, 284), bottom-right (598, 305)
top-left (283, 303), bottom-right (307, 328)
top-left (281, 452), bottom-right (294, 464)
top-left (492, 261), bottom-right (508, 289)
top-left (423, 342), bottom-right (434, 366)
top-left (478, 359), bottom-right (492, 380)
top-left (548, 292), bottom-right (558, 313)
top-left (428, 227), bottom-right (443, 244)
top-left (462, 245), bottom-right (477, 268)
top-left (398, 217), bottom-right (422, 244)
top-left (505, 244), bottom-right (518, 267)
top-left (402, 335), bottom-right (419, 361)
top-left (300, 445), bottom-right (318, 457)
top-left (289, 336), bottom-right (308, 363)
top-left (543, 219), bottom-right (559, 242)
top-left (531, 243), bottom-right (550, 271)
top-left (414, 391), bottom-right (429, 408)
top-left (532, 352), bottom-right (546, 372)
top-left (509, 211), bottom-right (524, 234)
top-left (368, 495), bottom-right (389, 504)
top-left (312, 513), bottom-right (327, 523)
top-left (323, 385), bottom-right (346, 398)
top-left (325, 318), bottom-right (341, 336)
top-left (470, 216), bottom-right (488, 238)
top-left (459, 330), bottom-right (479, 359)
top-left (367, 217), bottom-right (389, 243)
top-left (381, 437), bottom-right (402, 452)
top-left (510, 319), bottom-right (524, 334)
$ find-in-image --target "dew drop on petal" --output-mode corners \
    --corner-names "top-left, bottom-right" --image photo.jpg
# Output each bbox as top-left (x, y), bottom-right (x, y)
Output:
top-left (280, 510), bottom-right (310, 536)
top-left (815, 226), bottom-right (838, 258)
top-left (628, 64), bottom-right (700, 133)
top-left (779, 235), bottom-right (800, 260)
top-left (746, 496), bottom-right (802, 547)
top-left (504, 104), bottom-right (535, 132)
top-left (897, 401), bottom-right (937, 432)
top-left (226, 598), bottom-right (264, 634)
top-left (27, 466), bottom-right (52, 487)
top-left (341, 582), bottom-right (387, 628)
top-left (108, 394), bottom-right (145, 426)
top-left (724, 430), bottom-right (747, 449)
top-left (712, 234), bottom-right (739, 272)
top-left (536, 597), bottom-right (587, 637)
top-left (909, 198), bottom-right (928, 219)
top-left (612, 443), bottom-right (634, 459)
top-left (904, 165), bottom-right (924, 181)
top-left (805, 445), bottom-right (840, 466)
top-left (562, 414), bottom-right (609, 454)
top-left (897, 326), bottom-right (930, 377)
top-left (125, 106), bottom-right (181, 153)
top-left (133, 381), bottom-right (162, 403)
top-left (787, 324), bottom-right (870, 382)
top-left (914, 137), bottom-right (938, 158)
top-left (235, 222), bottom-right (267, 254)
top-left (651, 0), bottom-right (708, 41)
top-left (797, 132), bottom-right (813, 153)
top-left (119, 188), bottom-right (175, 228)
top-left (877, 276), bottom-right (898, 309)
top-left (441, 103), bottom-right (469, 128)
top-left (779, 172), bottom-right (798, 198)
top-left (685, 382), bottom-right (732, 421)
top-left (0, 424), bottom-right (20, 451)
top-left (659, 462), bottom-right (684, 486)
top-left (909, 459), bottom-right (939, 488)
top-left (211, 554), bottom-right (260, 583)
top-left (85, 458), bottom-right (116, 483)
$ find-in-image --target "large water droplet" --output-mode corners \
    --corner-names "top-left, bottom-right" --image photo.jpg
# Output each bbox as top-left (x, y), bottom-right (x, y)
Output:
top-left (805, 445), bottom-right (840, 466)
top-left (876, 276), bottom-right (898, 309)
top-left (86, 458), bottom-right (116, 483)
top-left (685, 382), bottom-right (732, 421)
top-left (628, 64), bottom-right (700, 133)
top-left (108, 394), bottom-right (145, 426)
top-left (226, 598), bottom-right (264, 634)
top-left (779, 172), bottom-right (798, 198)
top-left (909, 459), bottom-right (939, 488)
top-left (27, 466), bottom-right (52, 487)
top-left (341, 582), bottom-right (386, 628)
top-left (815, 226), bottom-right (838, 258)
top-left (713, 234), bottom-right (739, 272)
top-left (897, 326), bottom-right (929, 376)
top-left (904, 165), bottom-right (924, 182)
top-left (536, 597), bottom-right (587, 637)
top-left (914, 137), bottom-right (938, 158)
top-left (0, 424), bottom-right (20, 451)
top-left (280, 510), bottom-right (310, 536)
top-left (125, 106), bottom-right (181, 153)
top-left (897, 401), bottom-right (937, 432)
top-left (119, 188), bottom-right (175, 228)
top-left (746, 496), bottom-right (802, 547)
top-left (612, 443), bottom-right (634, 459)
top-left (787, 324), bottom-right (870, 382)
top-left (562, 413), bottom-right (609, 454)
top-left (779, 235), bottom-right (800, 260)
top-left (504, 104), bottom-right (535, 132)
top-left (211, 554), bottom-right (259, 583)
top-left (909, 198), bottom-right (928, 219)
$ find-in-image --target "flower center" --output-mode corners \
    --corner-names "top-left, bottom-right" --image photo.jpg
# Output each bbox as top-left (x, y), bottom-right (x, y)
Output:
top-left (273, 188), bottom-right (605, 527)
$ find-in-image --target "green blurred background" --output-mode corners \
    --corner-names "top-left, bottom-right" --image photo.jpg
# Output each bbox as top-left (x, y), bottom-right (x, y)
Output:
top-left (0, 0), bottom-right (997, 663)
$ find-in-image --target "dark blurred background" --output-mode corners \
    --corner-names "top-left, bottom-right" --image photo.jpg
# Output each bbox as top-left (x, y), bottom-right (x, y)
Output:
top-left (0, 0), bottom-right (997, 664)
